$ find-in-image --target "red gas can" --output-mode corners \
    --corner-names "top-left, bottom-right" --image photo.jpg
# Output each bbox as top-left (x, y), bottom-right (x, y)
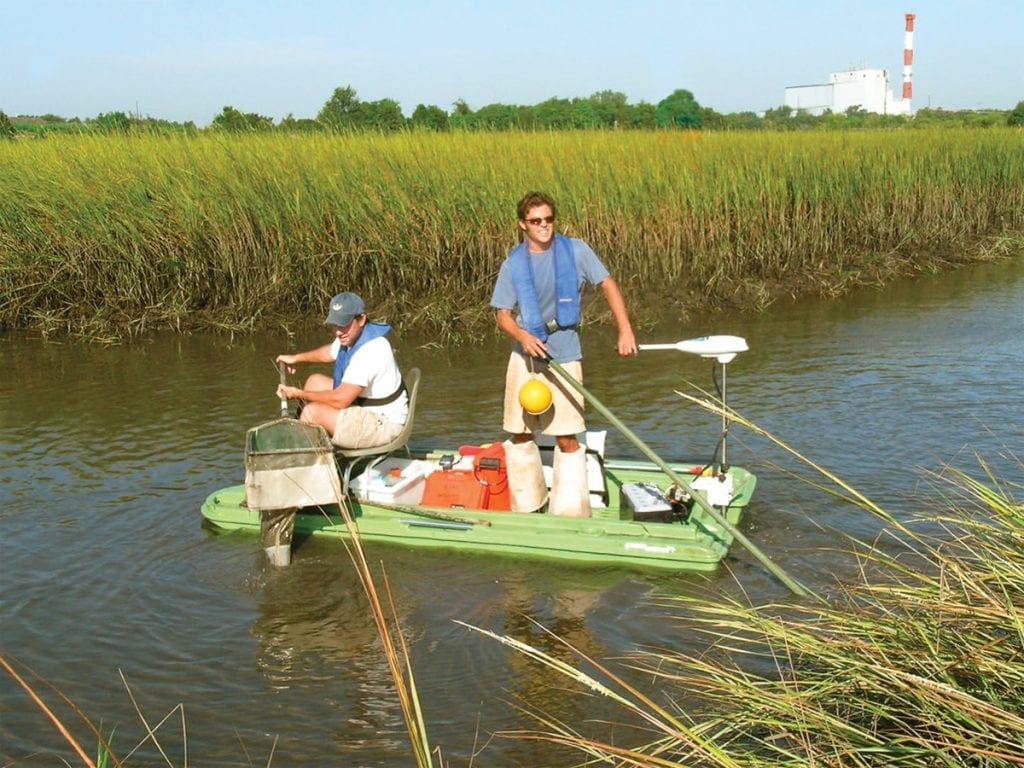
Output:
top-left (420, 443), bottom-right (512, 511)
top-left (470, 442), bottom-right (511, 511)
top-left (421, 469), bottom-right (488, 509)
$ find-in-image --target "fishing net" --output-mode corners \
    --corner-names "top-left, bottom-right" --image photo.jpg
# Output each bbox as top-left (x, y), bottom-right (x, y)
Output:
top-left (244, 418), bottom-right (341, 510)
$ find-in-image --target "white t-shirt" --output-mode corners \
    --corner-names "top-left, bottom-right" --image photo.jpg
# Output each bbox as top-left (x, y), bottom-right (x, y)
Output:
top-left (329, 336), bottom-right (408, 425)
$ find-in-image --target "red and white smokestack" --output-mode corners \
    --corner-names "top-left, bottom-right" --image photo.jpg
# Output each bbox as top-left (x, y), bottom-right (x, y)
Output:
top-left (902, 13), bottom-right (915, 101)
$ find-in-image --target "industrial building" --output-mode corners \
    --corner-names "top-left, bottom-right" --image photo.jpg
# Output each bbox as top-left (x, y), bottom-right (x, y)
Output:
top-left (784, 14), bottom-right (915, 116)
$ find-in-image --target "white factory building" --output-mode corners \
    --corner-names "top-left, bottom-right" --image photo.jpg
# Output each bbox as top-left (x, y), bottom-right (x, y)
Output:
top-left (784, 69), bottom-right (912, 116)
top-left (783, 13), bottom-right (916, 117)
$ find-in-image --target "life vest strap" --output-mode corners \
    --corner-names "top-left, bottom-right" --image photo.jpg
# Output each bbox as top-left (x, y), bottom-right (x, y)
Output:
top-left (355, 379), bottom-right (407, 407)
top-left (508, 234), bottom-right (580, 341)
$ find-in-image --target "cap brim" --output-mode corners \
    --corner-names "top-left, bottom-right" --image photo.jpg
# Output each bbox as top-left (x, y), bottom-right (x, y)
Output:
top-left (325, 313), bottom-right (355, 326)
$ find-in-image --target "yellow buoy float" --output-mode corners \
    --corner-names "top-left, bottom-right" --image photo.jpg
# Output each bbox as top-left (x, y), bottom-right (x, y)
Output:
top-left (518, 377), bottom-right (553, 415)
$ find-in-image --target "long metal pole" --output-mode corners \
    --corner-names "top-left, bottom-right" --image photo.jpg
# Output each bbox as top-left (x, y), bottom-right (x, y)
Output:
top-left (279, 361), bottom-right (290, 418)
top-left (720, 362), bottom-right (729, 468)
top-left (545, 356), bottom-right (811, 598)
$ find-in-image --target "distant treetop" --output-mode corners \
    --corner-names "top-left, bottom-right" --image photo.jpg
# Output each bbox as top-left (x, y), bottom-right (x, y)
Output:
top-left (6, 85), bottom-right (1022, 137)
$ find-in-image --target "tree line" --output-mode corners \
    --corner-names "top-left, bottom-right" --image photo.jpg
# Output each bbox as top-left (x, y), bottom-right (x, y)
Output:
top-left (3, 85), bottom-right (1024, 138)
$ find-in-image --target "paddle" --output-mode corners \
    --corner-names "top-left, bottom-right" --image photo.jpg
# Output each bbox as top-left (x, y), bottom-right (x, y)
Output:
top-left (543, 353), bottom-right (811, 598)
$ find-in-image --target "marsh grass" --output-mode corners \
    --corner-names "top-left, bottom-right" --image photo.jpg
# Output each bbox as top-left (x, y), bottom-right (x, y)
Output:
top-left (2, 129), bottom-right (1022, 339)
top-left (0, 651), bottom-right (204, 768)
top-left (477, 398), bottom-right (1024, 766)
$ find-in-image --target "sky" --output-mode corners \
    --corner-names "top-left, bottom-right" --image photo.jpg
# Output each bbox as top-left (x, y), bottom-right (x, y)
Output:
top-left (3, 0), bottom-right (1022, 126)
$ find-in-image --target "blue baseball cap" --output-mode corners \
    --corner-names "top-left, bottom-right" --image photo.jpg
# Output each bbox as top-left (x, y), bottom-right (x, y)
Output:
top-left (324, 292), bottom-right (365, 326)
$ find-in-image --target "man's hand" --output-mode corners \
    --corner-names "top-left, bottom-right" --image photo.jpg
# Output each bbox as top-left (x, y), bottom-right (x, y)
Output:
top-left (275, 354), bottom-right (299, 375)
top-left (518, 332), bottom-right (548, 359)
top-left (616, 331), bottom-right (638, 357)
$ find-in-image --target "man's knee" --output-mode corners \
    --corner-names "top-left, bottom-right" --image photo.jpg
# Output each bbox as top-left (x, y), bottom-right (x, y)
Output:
top-left (304, 373), bottom-right (333, 390)
top-left (556, 435), bottom-right (580, 452)
top-left (300, 403), bottom-right (337, 435)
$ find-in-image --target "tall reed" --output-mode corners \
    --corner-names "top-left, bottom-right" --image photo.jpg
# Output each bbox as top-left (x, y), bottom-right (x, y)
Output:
top-left (1, 128), bottom-right (1021, 338)
top-left (470, 400), bottom-right (1024, 766)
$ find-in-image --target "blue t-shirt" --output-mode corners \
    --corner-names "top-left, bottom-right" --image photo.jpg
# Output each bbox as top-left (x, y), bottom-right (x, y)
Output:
top-left (490, 237), bottom-right (609, 363)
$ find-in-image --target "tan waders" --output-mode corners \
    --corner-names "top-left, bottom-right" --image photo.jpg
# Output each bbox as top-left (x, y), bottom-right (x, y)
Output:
top-left (548, 446), bottom-right (592, 518)
top-left (504, 439), bottom-right (548, 513)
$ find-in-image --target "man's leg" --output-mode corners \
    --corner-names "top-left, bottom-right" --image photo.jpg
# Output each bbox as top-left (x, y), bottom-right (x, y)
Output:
top-left (502, 354), bottom-right (550, 511)
top-left (555, 434), bottom-right (579, 453)
top-left (544, 371), bottom-right (588, 518)
top-left (297, 374), bottom-right (339, 434)
top-left (505, 432), bottom-right (548, 512)
top-left (549, 433), bottom-right (591, 518)
top-left (331, 407), bottom-right (403, 449)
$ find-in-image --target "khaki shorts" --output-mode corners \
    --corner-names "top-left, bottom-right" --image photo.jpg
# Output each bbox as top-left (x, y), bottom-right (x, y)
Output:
top-left (332, 407), bottom-right (404, 449)
top-left (502, 353), bottom-right (585, 437)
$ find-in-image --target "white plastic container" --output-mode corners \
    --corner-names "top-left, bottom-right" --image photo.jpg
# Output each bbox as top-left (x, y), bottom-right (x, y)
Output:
top-left (350, 458), bottom-right (432, 504)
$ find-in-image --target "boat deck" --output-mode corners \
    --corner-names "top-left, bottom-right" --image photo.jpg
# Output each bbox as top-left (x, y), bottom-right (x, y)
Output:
top-left (201, 449), bottom-right (756, 572)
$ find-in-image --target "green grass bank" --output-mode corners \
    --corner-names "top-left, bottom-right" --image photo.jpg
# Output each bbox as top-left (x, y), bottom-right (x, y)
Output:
top-left (1, 128), bottom-right (1022, 339)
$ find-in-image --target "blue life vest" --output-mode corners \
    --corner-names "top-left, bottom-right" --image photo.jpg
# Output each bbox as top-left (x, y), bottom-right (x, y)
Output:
top-left (333, 321), bottom-right (392, 387)
top-left (507, 234), bottom-right (580, 341)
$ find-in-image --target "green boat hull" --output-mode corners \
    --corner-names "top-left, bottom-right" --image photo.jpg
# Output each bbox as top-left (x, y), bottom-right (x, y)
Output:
top-left (201, 453), bottom-right (756, 572)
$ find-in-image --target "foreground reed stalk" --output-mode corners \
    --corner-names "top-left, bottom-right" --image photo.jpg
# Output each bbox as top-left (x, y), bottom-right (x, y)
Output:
top-left (0, 653), bottom-right (198, 768)
top-left (479, 398), bottom-right (1024, 766)
top-left (1, 129), bottom-right (1021, 339)
top-left (330, 491), bottom-right (436, 767)
top-left (0, 653), bottom-right (100, 768)
top-left (1, 441), bottom-right (436, 767)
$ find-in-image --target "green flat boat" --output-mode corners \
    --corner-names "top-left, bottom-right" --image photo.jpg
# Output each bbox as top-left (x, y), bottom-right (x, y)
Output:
top-left (200, 448), bottom-right (757, 572)
top-left (201, 333), bottom-right (815, 593)
top-left (201, 335), bottom-right (791, 581)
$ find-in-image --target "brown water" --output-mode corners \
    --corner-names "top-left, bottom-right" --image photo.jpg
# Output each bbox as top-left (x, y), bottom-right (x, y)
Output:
top-left (2, 259), bottom-right (1022, 765)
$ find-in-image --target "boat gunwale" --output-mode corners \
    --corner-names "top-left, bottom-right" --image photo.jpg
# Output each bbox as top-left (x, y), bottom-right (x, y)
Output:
top-left (199, 457), bottom-right (755, 571)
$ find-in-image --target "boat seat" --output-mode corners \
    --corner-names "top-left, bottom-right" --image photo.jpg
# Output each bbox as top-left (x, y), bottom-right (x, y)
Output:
top-left (335, 367), bottom-right (421, 496)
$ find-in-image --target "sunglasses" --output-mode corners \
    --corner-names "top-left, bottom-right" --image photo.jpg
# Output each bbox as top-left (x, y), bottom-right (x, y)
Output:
top-left (525, 215), bottom-right (555, 226)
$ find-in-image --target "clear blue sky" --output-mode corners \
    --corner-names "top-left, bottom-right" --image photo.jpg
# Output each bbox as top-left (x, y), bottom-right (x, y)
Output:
top-left (4, 0), bottom-right (1021, 125)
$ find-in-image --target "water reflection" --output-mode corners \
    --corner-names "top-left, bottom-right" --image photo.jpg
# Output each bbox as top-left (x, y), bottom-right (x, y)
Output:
top-left (244, 541), bottom-right (411, 758)
top-left (252, 551), bottom-right (380, 684)
top-left (498, 575), bottom-right (606, 720)
top-left (241, 535), bottom-right (636, 764)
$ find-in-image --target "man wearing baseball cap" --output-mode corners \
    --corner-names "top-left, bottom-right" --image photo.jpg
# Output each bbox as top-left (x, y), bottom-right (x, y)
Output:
top-left (275, 292), bottom-right (408, 448)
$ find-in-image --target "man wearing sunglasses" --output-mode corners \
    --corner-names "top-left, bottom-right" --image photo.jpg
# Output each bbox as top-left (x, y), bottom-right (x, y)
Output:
top-left (275, 291), bottom-right (408, 449)
top-left (491, 190), bottom-right (637, 517)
